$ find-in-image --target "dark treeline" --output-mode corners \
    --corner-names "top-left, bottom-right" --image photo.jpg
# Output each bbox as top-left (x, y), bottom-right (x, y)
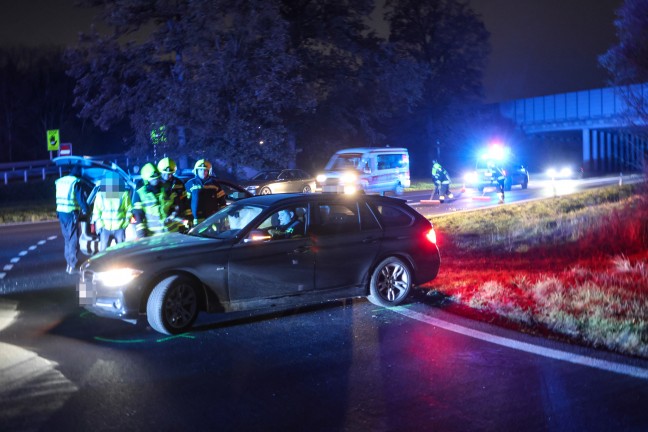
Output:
top-left (0, 47), bottom-right (129, 163)
top-left (1, 0), bottom-right (509, 177)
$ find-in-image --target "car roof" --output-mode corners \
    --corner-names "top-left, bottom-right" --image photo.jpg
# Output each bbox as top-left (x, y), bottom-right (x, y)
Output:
top-left (235, 193), bottom-right (408, 207)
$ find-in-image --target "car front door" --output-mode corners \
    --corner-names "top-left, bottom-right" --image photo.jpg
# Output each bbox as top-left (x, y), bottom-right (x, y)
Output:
top-left (227, 204), bottom-right (314, 304)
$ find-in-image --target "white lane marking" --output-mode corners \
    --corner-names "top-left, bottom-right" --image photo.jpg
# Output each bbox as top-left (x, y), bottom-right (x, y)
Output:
top-left (3, 265), bottom-right (12, 271)
top-left (9, 258), bottom-right (19, 264)
top-left (28, 246), bottom-right (37, 250)
top-left (37, 240), bottom-right (46, 245)
top-left (19, 251), bottom-right (27, 256)
top-left (391, 306), bottom-right (648, 380)
top-left (47, 236), bottom-right (57, 240)
top-left (0, 273), bottom-right (5, 279)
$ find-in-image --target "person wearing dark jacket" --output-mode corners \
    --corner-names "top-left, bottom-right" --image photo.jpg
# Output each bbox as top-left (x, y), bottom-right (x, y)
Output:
top-left (185, 159), bottom-right (226, 225)
top-left (55, 166), bottom-right (89, 274)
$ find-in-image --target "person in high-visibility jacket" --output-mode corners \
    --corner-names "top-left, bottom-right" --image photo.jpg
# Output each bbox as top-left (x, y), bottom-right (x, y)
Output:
top-left (185, 159), bottom-right (226, 225)
top-left (157, 157), bottom-right (191, 232)
top-left (92, 171), bottom-right (132, 251)
top-left (431, 160), bottom-right (453, 202)
top-left (55, 166), bottom-right (89, 274)
top-left (132, 163), bottom-right (169, 238)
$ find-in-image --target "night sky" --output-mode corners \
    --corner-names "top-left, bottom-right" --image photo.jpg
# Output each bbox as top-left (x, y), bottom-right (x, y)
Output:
top-left (0, 0), bottom-right (624, 103)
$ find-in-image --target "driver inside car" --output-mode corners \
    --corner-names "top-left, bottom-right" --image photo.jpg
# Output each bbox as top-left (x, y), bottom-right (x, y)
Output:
top-left (268, 209), bottom-right (304, 239)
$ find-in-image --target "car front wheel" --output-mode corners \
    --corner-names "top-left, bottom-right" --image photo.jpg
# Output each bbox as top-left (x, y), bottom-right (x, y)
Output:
top-left (147, 275), bottom-right (199, 335)
top-left (302, 185), bottom-right (312, 193)
top-left (367, 257), bottom-right (412, 307)
top-left (259, 187), bottom-right (272, 195)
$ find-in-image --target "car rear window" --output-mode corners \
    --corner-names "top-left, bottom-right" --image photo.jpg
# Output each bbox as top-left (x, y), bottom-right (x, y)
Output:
top-left (371, 204), bottom-right (413, 227)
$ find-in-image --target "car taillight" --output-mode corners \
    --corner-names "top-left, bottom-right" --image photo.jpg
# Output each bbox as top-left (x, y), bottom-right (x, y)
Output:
top-left (426, 228), bottom-right (437, 244)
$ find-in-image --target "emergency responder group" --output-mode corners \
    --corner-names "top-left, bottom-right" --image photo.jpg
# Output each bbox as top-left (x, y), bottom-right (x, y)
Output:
top-left (58, 158), bottom-right (226, 273)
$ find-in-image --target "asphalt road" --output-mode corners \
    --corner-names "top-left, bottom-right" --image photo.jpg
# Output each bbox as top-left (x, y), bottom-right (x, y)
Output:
top-left (1, 177), bottom-right (647, 431)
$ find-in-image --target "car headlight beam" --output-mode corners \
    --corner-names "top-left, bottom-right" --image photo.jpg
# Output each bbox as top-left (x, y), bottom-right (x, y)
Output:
top-left (93, 268), bottom-right (143, 287)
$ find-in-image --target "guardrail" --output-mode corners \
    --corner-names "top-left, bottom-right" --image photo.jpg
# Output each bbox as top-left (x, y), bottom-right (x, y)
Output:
top-left (0, 154), bottom-right (137, 185)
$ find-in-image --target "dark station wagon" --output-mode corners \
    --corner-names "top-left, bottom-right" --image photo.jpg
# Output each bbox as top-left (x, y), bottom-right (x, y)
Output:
top-left (78, 193), bottom-right (441, 334)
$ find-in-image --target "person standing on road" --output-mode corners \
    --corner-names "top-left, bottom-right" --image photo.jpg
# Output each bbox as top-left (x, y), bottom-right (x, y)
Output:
top-left (185, 159), bottom-right (226, 225)
top-left (431, 160), bottom-right (453, 202)
top-left (157, 157), bottom-right (191, 232)
top-left (55, 166), bottom-right (89, 274)
top-left (92, 171), bottom-right (132, 251)
top-left (132, 163), bottom-right (168, 238)
top-left (487, 161), bottom-right (506, 203)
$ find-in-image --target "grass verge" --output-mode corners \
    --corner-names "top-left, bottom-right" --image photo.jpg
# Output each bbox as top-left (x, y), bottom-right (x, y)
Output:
top-left (425, 182), bottom-right (648, 358)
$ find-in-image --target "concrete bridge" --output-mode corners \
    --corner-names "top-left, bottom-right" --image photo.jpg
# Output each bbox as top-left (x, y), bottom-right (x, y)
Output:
top-left (499, 83), bottom-right (648, 173)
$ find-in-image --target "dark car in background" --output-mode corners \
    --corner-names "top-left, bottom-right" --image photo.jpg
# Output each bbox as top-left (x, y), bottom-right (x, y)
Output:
top-left (78, 193), bottom-right (441, 335)
top-left (242, 169), bottom-right (316, 195)
top-left (464, 159), bottom-right (530, 192)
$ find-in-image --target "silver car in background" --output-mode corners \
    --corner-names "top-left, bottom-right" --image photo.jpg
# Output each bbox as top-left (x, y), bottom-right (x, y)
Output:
top-left (242, 169), bottom-right (316, 195)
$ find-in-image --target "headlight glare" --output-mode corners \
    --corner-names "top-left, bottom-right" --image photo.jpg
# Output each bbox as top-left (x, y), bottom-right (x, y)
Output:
top-left (93, 268), bottom-right (143, 287)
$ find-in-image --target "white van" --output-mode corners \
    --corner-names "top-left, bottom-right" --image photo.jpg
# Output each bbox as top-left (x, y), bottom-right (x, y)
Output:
top-left (316, 147), bottom-right (411, 195)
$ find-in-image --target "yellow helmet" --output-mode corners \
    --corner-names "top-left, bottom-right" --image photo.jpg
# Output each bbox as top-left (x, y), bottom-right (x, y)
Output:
top-left (193, 159), bottom-right (212, 176)
top-left (157, 157), bottom-right (177, 174)
top-left (140, 163), bottom-right (160, 182)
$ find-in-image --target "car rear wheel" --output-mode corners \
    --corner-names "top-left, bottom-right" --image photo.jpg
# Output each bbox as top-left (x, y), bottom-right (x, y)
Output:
top-left (302, 185), bottom-right (312, 193)
top-left (259, 187), bottom-right (272, 195)
top-left (367, 257), bottom-right (412, 307)
top-left (147, 275), bottom-right (199, 335)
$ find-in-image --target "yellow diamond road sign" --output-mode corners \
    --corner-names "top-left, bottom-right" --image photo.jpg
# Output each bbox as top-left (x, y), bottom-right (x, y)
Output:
top-left (47, 129), bottom-right (60, 151)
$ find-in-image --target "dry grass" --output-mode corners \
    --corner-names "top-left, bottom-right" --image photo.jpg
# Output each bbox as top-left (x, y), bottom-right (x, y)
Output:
top-left (425, 183), bottom-right (648, 358)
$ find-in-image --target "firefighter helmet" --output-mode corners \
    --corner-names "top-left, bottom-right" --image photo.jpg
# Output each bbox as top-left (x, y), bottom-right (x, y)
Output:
top-left (140, 163), bottom-right (160, 182)
top-left (157, 157), bottom-right (177, 174)
top-left (193, 159), bottom-right (212, 176)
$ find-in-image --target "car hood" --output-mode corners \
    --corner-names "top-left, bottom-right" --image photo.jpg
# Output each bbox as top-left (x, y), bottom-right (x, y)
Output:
top-left (82, 233), bottom-right (232, 270)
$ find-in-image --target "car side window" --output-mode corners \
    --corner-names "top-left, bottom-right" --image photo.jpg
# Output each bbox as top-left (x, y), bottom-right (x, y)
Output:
top-left (371, 204), bottom-right (413, 227)
top-left (251, 205), bottom-right (307, 241)
top-left (359, 202), bottom-right (381, 231)
top-left (315, 203), bottom-right (360, 235)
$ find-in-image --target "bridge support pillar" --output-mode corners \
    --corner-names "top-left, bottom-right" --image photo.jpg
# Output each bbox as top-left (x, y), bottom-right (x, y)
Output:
top-left (582, 128), bottom-right (591, 173)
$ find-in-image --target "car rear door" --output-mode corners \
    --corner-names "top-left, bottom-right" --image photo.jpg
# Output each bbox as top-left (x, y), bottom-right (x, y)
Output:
top-left (312, 198), bottom-right (381, 292)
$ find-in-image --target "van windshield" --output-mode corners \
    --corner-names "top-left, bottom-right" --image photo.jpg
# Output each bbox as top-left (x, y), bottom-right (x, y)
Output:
top-left (329, 154), bottom-right (366, 170)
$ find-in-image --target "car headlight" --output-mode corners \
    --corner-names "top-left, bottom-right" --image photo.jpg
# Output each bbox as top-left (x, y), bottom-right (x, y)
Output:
top-left (316, 174), bottom-right (327, 183)
top-left (93, 268), bottom-right (143, 287)
top-left (340, 172), bottom-right (357, 184)
top-left (463, 172), bottom-right (477, 183)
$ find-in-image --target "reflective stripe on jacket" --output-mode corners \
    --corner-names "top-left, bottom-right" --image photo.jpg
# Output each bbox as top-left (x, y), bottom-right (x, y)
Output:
top-left (133, 184), bottom-right (167, 236)
top-left (55, 176), bottom-right (81, 213)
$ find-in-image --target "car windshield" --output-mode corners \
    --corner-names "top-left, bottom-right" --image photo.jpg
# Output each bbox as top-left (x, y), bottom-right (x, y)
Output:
top-left (252, 171), bottom-right (281, 181)
top-left (188, 204), bottom-right (265, 239)
top-left (329, 154), bottom-right (365, 170)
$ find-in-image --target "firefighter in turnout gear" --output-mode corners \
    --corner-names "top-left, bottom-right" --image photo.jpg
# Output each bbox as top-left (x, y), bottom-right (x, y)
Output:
top-left (185, 159), bottom-right (226, 225)
top-left (132, 163), bottom-right (169, 238)
top-left (157, 157), bottom-right (191, 232)
top-left (431, 160), bottom-right (453, 202)
top-left (91, 171), bottom-right (132, 251)
top-left (55, 166), bottom-right (89, 274)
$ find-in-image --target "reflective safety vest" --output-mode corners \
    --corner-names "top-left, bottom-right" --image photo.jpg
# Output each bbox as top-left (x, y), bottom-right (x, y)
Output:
top-left (55, 176), bottom-right (81, 213)
top-left (134, 184), bottom-right (167, 237)
top-left (92, 190), bottom-right (132, 231)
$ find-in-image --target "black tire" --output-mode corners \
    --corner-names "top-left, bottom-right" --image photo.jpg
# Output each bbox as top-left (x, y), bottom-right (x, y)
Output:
top-left (147, 275), bottom-right (199, 335)
top-left (367, 257), bottom-right (412, 307)
top-left (302, 185), bottom-right (312, 193)
top-left (259, 187), bottom-right (272, 195)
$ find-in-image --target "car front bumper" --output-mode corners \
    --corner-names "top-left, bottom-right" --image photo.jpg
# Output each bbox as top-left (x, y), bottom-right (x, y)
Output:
top-left (78, 270), bottom-right (142, 320)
